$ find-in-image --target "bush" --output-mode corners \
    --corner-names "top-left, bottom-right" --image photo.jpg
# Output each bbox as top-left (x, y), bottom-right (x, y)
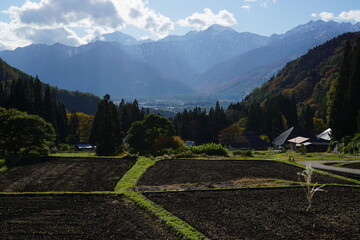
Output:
top-left (343, 133), bottom-right (360, 154)
top-left (329, 133), bottom-right (360, 155)
top-left (173, 149), bottom-right (197, 158)
top-left (190, 143), bottom-right (228, 156)
top-left (233, 150), bottom-right (253, 157)
top-left (152, 136), bottom-right (185, 155)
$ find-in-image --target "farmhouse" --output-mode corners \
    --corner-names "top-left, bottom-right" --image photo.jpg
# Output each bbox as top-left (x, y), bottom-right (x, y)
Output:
top-left (273, 126), bottom-right (330, 151)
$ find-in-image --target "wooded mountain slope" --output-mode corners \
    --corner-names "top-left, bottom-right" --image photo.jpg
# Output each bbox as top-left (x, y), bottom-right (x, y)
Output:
top-left (0, 57), bottom-right (100, 115)
top-left (244, 32), bottom-right (360, 120)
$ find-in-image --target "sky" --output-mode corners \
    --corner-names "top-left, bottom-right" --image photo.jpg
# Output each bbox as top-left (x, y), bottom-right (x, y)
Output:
top-left (0, 0), bottom-right (359, 50)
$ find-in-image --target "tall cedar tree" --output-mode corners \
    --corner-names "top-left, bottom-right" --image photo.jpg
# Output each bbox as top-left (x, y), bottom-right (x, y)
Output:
top-left (330, 39), bottom-right (360, 139)
top-left (1, 77), bottom-right (68, 144)
top-left (90, 94), bottom-right (122, 156)
top-left (67, 111), bottom-right (80, 144)
top-left (118, 99), bottom-right (144, 136)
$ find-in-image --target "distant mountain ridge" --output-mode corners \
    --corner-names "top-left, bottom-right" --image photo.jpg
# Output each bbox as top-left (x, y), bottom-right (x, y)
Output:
top-left (200, 20), bottom-right (360, 99)
top-left (0, 20), bottom-right (359, 99)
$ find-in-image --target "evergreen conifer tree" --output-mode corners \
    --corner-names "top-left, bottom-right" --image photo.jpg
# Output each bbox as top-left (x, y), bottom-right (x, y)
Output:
top-left (90, 94), bottom-right (122, 156)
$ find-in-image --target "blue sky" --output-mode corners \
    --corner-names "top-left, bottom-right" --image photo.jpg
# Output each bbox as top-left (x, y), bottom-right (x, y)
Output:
top-left (0, 0), bottom-right (359, 50)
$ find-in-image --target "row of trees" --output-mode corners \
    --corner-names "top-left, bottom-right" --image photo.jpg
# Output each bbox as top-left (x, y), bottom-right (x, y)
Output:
top-left (89, 94), bottom-right (180, 156)
top-left (0, 77), bottom-right (68, 143)
top-left (173, 102), bottom-right (227, 144)
top-left (173, 95), bottom-right (318, 144)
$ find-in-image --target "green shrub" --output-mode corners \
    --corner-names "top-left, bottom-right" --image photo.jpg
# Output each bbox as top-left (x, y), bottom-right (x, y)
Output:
top-left (190, 143), bottom-right (228, 156)
top-left (330, 133), bottom-right (360, 155)
top-left (343, 134), bottom-right (360, 154)
top-left (233, 150), bottom-right (253, 157)
top-left (0, 159), bottom-right (5, 168)
top-left (0, 108), bottom-right (55, 157)
top-left (173, 150), bottom-right (197, 158)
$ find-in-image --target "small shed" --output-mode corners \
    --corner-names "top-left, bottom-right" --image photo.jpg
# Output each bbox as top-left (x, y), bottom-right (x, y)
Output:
top-left (75, 143), bottom-right (95, 152)
top-left (185, 141), bottom-right (195, 147)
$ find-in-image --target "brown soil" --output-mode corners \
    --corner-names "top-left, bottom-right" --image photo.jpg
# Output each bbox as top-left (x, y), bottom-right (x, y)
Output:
top-left (137, 159), bottom-right (352, 186)
top-left (136, 178), bottom-right (296, 192)
top-left (322, 170), bottom-right (360, 181)
top-left (343, 162), bottom-right (360, 169)
top-left (0, 158), bottom-right (135, 192)
top-left (0, 194), bottom-right (174, 240)
top-left (146, 186), bottom-right (360, 240)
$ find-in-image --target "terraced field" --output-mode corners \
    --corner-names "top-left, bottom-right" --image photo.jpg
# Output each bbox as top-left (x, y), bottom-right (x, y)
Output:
top-left (137, 159), bottom-right (353, 187)
top-left (1, 157), bottom-right (359, 239)
top-left (146, 186), bottom-right (360, 240)
top-left (0, 158), bottom-right (135, 192)
top-left (0, 194), bottom-right (174, 239)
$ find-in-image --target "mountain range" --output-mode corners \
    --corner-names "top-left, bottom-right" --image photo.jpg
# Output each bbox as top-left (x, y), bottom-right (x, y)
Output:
top-left (0, 20), bottom-right (359, 99)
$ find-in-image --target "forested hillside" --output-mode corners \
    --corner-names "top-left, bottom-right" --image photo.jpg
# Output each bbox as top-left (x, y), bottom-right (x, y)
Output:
top-left (0, 58), bottom-right (100, 115)
top-left (243, 32), bottom-right (360, 140)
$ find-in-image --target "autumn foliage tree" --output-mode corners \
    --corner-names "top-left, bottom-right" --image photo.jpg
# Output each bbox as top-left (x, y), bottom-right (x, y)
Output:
top-left (218, 123), bottom-right (247, 146)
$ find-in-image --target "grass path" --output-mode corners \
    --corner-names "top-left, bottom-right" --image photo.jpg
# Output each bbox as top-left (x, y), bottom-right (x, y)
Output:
top-left (115, 156), bottom-right (208, 240)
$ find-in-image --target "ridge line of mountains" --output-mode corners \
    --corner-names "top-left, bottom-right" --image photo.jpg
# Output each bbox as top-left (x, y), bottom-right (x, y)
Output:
top-left (0, 20), bottom-right (359, 100)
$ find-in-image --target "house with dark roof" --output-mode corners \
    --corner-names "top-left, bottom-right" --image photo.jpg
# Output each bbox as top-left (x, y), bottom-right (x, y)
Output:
top-left (273, 126), bottom-right (329, 152)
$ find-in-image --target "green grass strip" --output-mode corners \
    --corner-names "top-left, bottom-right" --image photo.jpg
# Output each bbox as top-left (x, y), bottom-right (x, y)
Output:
top-left (114, 156), bottom-right (159, 192)
top-left (114, 157), bottom-right (208, 240)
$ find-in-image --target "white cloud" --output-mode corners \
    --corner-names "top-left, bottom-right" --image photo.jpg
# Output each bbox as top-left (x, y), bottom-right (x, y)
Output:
top-left (177, 8), bottom-right (237, 30)
top-left (241, 5), bottom-right (251, 10)
top-left (0, 0), bottom-right (174, 49)
top-left (260, 0), bottom-right (277, 8)
top-left (245, 0), bottom-right (257, 2)
top-left (338, 10), bottom-right (360, 22)
top-left (312, 10), bottom-right (360, 22)
top-left (318, 12), bottom-right (335, 21)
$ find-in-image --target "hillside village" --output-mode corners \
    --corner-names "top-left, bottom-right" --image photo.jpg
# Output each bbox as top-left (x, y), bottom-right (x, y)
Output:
top-left (0, 1), bottom-right (359, 239)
